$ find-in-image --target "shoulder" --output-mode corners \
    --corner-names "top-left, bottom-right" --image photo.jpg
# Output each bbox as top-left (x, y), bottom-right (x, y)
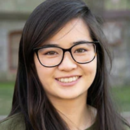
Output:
top-left (0, 113), bottom-right (25, 130)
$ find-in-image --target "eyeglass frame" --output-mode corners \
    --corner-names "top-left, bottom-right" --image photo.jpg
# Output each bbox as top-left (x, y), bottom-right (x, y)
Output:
top-left (33, 41), bottom-right (99, 68)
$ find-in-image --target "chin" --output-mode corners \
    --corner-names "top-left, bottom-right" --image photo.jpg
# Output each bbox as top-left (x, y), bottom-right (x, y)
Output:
top-left (56, 91), bottom-right (86, 100)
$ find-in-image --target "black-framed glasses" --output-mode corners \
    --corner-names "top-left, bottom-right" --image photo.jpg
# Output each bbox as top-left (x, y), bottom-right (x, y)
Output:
top-left (33, 41), bottom-right (98, 68)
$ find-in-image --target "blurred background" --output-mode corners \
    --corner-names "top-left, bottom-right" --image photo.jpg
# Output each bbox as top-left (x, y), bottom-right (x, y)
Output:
top-left (0, 0), bottom-right (130, 122)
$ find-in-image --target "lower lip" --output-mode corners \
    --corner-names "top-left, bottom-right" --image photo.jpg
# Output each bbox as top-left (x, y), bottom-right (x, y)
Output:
top-left (55, 77), bottom-right (81, 87)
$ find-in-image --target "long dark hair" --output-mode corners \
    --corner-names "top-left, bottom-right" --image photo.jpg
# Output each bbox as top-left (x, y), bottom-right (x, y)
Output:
top-left (9, 0), bottom-right (130, 130)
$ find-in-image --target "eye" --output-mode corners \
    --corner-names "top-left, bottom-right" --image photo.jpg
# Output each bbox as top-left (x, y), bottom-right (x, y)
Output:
top-left (75, 48), bottom-right (87, 53)
top-left (44, 51), bottom-right (58, 55)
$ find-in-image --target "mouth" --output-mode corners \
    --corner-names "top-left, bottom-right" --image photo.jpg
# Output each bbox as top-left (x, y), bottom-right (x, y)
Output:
top-left (55, 76), bottom-right (81, 86)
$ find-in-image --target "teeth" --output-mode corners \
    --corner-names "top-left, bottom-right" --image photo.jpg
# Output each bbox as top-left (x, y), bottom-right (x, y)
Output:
top-left (57, 76), bottom-right (79, 83)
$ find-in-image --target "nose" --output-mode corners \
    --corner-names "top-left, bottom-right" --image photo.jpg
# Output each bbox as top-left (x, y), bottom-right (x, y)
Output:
top-left (58, 52), bottom-right (77, 71)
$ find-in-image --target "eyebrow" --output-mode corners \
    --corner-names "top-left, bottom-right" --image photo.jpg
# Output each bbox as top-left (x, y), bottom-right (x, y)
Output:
top-left (42, 40), bottom-right (93, 47)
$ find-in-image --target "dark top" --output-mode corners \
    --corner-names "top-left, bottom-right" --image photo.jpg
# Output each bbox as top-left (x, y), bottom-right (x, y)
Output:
top-left (0, 113), bottom-right (97, 130)
top-left (0, 113), bottom-right (129, 130)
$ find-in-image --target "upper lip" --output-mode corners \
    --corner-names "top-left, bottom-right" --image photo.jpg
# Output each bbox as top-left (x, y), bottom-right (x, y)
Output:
top-left (55, 75), bottom-right (81, 79)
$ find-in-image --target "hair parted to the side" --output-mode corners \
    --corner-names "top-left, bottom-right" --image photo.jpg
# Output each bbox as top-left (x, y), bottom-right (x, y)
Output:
top-left (9, 0), bottom-right (130, 130)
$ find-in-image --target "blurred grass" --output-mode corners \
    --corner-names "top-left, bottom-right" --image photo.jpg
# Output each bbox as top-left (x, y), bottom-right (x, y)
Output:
top-left (111, 86), bottom-right (130, 112)
top-left (105, 0), bottom-right (130, 10)
top-left (0, 82), bottom-right (14, 115)
top-left (0, 82), bottom-right (130, 115)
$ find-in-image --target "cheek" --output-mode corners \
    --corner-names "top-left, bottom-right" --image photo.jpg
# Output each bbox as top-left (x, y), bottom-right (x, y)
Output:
top-left (36, 67), bottom-right (56, 93)
top-left (82, 58), bottom-right (97, 82)
top-left (85, 58), bottom-right (97, 74)
top-left (34, 55), bottom-right (55, 87)
top-left (37, 67), bottom-right (54, 84)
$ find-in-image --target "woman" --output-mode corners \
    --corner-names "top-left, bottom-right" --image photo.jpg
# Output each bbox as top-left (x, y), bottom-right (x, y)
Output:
top-left (0, 0), bottom-right (130, 130)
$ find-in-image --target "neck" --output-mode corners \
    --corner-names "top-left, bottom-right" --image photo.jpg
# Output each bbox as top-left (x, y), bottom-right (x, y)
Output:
top-left (47, 93), bottom-right (96, 130)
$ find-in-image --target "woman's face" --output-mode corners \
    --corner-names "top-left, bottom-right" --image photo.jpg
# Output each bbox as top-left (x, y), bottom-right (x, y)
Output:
top-left (34, 18), bottom-right (97, 100)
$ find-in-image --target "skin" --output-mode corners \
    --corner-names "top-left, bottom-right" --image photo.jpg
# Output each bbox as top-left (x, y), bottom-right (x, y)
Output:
top-left (34, 18), bottom-right (97, 130)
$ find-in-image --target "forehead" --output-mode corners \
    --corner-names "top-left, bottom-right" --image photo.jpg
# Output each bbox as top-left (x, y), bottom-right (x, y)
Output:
top-left (45, 18), bottom-right (92, 46)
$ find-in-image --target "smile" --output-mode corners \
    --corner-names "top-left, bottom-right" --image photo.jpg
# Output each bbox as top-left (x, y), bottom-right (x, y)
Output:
top-left (57, 76), bottom-right (79, 83)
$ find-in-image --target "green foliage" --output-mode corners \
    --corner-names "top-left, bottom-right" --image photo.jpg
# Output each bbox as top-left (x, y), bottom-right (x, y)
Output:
top-left (0, 82), bottom-right (14, 115)
top-left (111, 86), bottom-right (130, 112)
top-left (105, 0), bottom-right (130, 10)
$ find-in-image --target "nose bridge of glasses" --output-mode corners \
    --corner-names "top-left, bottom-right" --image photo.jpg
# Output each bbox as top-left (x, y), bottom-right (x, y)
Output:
top-left (62, 47), bottom-right (73, 57)
top-left (61, 47), bottom-right (75, 63)
top-left (62, 47), bottom-right (72, 53)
